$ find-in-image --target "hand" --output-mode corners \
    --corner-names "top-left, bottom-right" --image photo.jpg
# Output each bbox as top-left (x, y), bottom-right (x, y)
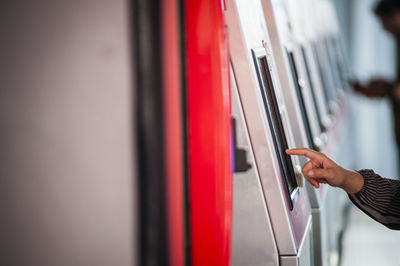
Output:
top-left (286, 148), bottom-right (364, 195)
top-left (352, 79), bottom-right (393, 98)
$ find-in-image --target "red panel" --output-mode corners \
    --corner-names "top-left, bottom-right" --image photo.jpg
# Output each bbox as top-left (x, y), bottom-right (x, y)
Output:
top-left (162, 1), bottom-right (185, 266)
top-left (185, 1), bottom-right (232, 266)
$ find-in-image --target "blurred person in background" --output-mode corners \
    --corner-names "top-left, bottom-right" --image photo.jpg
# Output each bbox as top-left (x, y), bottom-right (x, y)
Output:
top-left (286, 0), bottom-right (400, 231)
top-left (354, 0), bottom-right (400, 156)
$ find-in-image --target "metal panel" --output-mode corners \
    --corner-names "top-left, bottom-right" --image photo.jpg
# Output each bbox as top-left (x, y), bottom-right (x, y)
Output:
top-left (312, 208), bottom-right (329, 266)
top-left (281, 256), bottom-right (299, 266)
top-left (298, 223), bottom-right (313, 266)
top-left (225, 0), bottom-right (312, 255)
top-left (225, 0), bottom-right (297, 254)
top-left (231, 68), bottom-right (279, 266)
top-left (281, 220), bottom-right (313, 266)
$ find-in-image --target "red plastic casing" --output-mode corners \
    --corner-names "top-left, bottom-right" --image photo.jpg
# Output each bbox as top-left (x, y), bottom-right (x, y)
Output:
top-left (185, 0), bottom-right (233, 265)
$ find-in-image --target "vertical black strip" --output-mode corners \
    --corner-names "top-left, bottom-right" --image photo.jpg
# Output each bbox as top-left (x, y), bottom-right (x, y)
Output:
top-left (178, 0), bottom-right (192, 265)
top-left (132, 0), bottom-right (168, 265)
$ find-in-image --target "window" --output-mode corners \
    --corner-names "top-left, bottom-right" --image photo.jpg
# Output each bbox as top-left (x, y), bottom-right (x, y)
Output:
top-left (252, 48), bottom-right (298, 209)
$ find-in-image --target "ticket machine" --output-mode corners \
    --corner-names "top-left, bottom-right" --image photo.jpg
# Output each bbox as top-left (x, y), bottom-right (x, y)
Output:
top-left (259, 1), bottom-right (331, 265)
top-left (255, 0), bottom-right (356, 265)
top-left (284, 1), bottom-right (356, 265)
top-left (226, 0), bottom-right (313, 265)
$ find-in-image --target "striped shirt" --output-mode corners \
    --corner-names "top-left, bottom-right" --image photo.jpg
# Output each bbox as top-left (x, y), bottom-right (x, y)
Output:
top-left (348, 169), bottom-right (400, 230)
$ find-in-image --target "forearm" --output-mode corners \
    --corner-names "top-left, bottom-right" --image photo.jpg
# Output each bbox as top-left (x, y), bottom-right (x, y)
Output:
top-left (348, 169), bottom-right (400, 230)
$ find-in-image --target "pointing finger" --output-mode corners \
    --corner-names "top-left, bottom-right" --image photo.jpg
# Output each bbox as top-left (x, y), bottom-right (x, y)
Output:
top-left (286, 148), bottom-right (324, 163)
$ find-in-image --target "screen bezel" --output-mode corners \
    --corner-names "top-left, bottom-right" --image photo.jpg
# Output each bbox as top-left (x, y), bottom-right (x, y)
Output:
top-left (251, 47), bottom-right (299, 210)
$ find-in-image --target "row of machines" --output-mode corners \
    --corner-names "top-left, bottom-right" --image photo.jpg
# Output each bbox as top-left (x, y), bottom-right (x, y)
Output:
top-left (133, 0), bottom-right (354, 265)
top-left (226, 0), bottom-right (355, 265)
top-left (0, 0), bottom-right (354, 265)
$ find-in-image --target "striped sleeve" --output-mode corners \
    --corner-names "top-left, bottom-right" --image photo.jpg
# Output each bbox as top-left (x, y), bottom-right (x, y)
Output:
top-left (348, 169), bottom-right (400, 230)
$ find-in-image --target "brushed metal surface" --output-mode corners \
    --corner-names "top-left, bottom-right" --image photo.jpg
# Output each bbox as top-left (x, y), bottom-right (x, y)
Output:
top-left (226, 0), bottom-right (312, 255)
top-left (281, 219), bottom-right (313, 266)
top-left (231, 68), bottom-right (279, 266)
top-left (225, 0), bottom-right (297, 254)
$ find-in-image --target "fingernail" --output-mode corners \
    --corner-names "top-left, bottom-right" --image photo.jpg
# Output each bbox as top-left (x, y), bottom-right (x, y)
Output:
top-left (308, 170), bottom-right (314, 177)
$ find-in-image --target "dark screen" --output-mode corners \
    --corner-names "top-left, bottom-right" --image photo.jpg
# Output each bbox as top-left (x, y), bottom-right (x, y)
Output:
top-left (252, 51), bottom-right (298, 209)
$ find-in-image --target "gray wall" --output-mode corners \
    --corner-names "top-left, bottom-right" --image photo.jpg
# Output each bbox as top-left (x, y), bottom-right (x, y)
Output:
top-left (0, 1), bottom-right (137, 265)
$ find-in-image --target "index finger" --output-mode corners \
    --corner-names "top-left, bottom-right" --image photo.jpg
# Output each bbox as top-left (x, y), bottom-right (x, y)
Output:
top-left (286, 148), bottom-right (324, 162)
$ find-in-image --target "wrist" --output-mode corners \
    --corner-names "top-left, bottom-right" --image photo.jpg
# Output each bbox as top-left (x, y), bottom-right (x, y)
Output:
top-left (341, 170), bottom-right (364, 195)
top-left (393, 83), bottom-right (400, 101)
